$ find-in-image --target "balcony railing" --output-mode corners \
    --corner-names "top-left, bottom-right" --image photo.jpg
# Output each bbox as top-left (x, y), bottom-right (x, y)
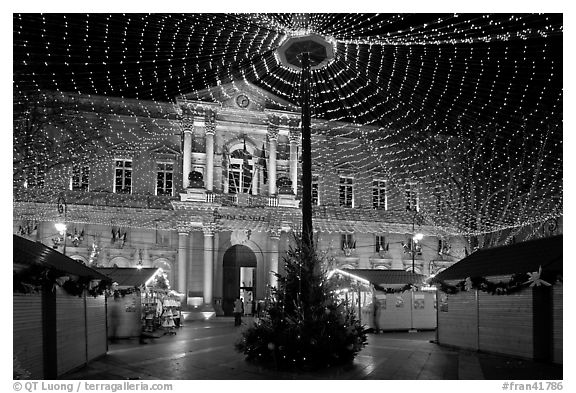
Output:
top-left (217, 194), bottom-right (280, 207)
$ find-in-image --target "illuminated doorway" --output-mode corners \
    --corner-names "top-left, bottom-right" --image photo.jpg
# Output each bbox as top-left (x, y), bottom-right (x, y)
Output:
top-left (222, 245), bottom-right (256, 316)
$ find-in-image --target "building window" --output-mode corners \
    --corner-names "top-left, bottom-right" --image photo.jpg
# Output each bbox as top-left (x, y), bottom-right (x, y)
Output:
top-left (438, 239), bottom-right (451, 256)
top-left (403, 238), bottom-right (422, 255)
top-left (312, 176), bottom-right (319, 205)
top-left (405, 182), bottom-right (419, 211)
top-left (372, 179), bottom-right (387, 210)
top-left (155, 227), bottom-right (171, 246)
top-left (156, 162), bottom-right (174, 196)
top-left (24, 164), bottom-right (46, 188)
top-left (341, 233), bottom-right (355, 254)
top-left (70, 165), bottom-right (90, 191)
top-left (228, 149), bottom-right (253, 194)
top-left (339, 176), bottom-right (354, 207)
top-left (375, 235), bottom-right (388, 253)
top-left (114, 159), bottom-right (132, 194)
top-left (228, 163), bottom-right (254, 194)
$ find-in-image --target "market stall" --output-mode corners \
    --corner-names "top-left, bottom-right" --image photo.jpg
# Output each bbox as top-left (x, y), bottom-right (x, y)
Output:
top-left (13, 235), bottom-right (109, 379)
top-left (97, 267), bottom-right (184, 339)
top-left (142, 288), bottom-right (182, 334)
top-left (431, 235), bottom-right (562, 364)
top-left (95, 267), bottom-right (160, 339)
top-left (333, 268), bottom-right (435, 332)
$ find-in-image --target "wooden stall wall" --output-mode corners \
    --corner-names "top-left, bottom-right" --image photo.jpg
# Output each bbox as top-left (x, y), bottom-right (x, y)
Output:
top-left (86, 295), bottom-right (108, 361)
top-left (412, 292), bottom-right (437, 330)
top-left (56, 287), bottom-right (87, 376)
top-left (375, 291), bottom-right (436, 331)
top-left (478, 288), bottom-right (534, 359)
top-left (378, 292), bottom-right (412, 330)
top-left (437, 290), bottom-right (478, 350)
top-left (13, 293), bottom-right (44, 379)
top-left (552, 284), bottom-right (563, 364)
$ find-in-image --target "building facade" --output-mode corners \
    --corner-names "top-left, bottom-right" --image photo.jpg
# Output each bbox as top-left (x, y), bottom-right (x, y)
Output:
top-left (14, 82), bottom-right (468, 316)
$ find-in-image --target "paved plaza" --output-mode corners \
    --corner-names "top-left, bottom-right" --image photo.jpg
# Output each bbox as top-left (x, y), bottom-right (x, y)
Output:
top-left (62, 317), bottom-right (562, 380)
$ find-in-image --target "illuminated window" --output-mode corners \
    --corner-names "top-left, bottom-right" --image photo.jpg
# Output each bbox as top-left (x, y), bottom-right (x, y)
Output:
top-left (70, 165), bottom-right (90, 191)
top-left (114, 159), bottom-right (132, 194)
top-left (24, 164), bottom-right (46, 188)
top-left (228, 149), bottom-right (253, 194)
top-left (312, 176), bottom-right (319, 205)
top-left (341, 233), bottom-right (355, 251)
top-left (156, 162), bottom-right (174, 196)
top-left (375, 235), bottom-right (387, 253)
top-left (372, 179), bottom-right (387, 209)
top-left (405, 182), bottom-right (419, 211)
top-left (339, 176), bottom-right (354, 207)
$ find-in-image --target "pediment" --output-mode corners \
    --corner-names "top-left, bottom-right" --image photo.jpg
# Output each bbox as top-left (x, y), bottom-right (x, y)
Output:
top-left (179, 81), bottom-right (299, 113)
top-left (149, 144), bottom-right (180, 158)
top-left (108, 142), bottom-right (134, 156)
top-left (335, 162), bottom-right (355, 174)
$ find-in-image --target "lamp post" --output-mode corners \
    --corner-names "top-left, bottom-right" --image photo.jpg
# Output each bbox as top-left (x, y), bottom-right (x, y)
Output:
top-left (277, 32), bottom-right (335, 253)
top-left (56, 196), bottom-right (67, 255)
top-left (411, 212), bottom-right (424, 273)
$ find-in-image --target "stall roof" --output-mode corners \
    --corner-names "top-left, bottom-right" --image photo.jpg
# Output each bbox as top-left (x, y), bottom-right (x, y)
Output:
top-left (432, 235), bottom-right (562, 282)
top-left (13, 235), bottom-right (108, 280)
top-left (95, 267), bottom-right (160, 288)
top-left (341, 269), bottom-right (426, 285)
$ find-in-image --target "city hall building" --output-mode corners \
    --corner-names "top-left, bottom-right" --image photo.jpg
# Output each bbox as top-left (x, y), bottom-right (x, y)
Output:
top-left (13, 82), bottom-right (466, 316)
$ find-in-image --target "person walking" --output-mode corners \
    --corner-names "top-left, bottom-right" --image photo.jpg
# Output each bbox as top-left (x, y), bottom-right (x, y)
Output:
top-left (233, 297), bottom-right (243, 326)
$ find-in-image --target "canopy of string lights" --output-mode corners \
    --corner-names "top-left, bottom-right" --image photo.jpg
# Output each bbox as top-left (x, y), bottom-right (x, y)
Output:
top-left (13, 13), bottom-right (562, 236)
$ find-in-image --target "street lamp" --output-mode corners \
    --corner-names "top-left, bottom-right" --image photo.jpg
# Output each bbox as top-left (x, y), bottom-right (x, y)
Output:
top-left (56, 196), bottom-right (67, 255)
top-left (411, 213), bottom-right (424, 273)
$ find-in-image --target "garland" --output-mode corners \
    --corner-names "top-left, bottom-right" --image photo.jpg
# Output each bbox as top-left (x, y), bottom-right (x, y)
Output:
top-left (373, 283), bottom-right (418, 293)
top-left (435, 266), bottom-right (561, 295)
top-left (107, 286), bottom-right (140, 299)
top-left (13, 264), bottom-right (111, 297)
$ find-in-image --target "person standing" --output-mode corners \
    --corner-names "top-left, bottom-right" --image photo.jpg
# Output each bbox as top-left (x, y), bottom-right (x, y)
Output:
top-left (373, 298), bottom-right (382, 334)
top-left (233, 297), bottom-right (243, 326)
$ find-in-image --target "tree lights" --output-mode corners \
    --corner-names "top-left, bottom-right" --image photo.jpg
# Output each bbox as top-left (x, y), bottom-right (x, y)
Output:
top-left (13, 13), bottom-right (562, 238)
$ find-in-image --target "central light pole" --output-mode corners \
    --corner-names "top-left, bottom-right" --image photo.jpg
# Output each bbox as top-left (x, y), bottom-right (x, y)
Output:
top-left (277, 32), bottom-right (335, 253)
top-left (300, 52), bottom-right (313, 251)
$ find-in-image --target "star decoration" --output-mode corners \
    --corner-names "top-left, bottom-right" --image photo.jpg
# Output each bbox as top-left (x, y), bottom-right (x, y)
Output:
top-left (524, 266), bottom-right (551, 287)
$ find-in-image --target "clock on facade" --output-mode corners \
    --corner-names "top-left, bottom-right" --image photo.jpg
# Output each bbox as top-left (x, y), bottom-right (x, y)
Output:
top-left (236, 94), bottom-right (250, 108)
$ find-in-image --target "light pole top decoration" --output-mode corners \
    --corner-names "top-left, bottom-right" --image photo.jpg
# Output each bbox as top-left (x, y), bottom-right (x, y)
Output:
top-left (276, 33), bottom-right (336, 71)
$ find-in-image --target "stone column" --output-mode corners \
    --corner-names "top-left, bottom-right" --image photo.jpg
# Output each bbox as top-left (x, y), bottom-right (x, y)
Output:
top-left (289, 129), bottom-right (300, 195)
top-left (269, 230), bottom-right (280, 289)
top-left (182, 125), bottom-right (193, 189)
top-left (142, 248), bottom-right (150, 266)
top-left (267, 122), bottom-right (279, 195)
top-left (133, 249), bottom-right (141, 267)
top-left (252, 163), bottom-right (259, 196)
top-left (205, 123), bottom-right (215, 192)
top-left (177, 230), bottom-right (189, 295)
top-left (99, 247), bottom-right (108, 267)
top-left (214, 130), bottom-right (223, 192)
top-left (203, 226), bottom-right (215, 307)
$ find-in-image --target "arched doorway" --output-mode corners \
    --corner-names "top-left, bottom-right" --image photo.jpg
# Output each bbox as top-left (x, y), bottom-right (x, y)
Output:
top-left (222, 245), bottom-right (257, 316)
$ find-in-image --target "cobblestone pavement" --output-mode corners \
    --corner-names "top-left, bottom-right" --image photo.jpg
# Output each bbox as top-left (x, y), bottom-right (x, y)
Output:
top-left (62, 317), bottom-right (562, 380)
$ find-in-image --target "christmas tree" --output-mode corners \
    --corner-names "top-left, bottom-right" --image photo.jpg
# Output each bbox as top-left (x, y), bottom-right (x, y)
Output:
top-left (235, 236), bottom-right (367, 371)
